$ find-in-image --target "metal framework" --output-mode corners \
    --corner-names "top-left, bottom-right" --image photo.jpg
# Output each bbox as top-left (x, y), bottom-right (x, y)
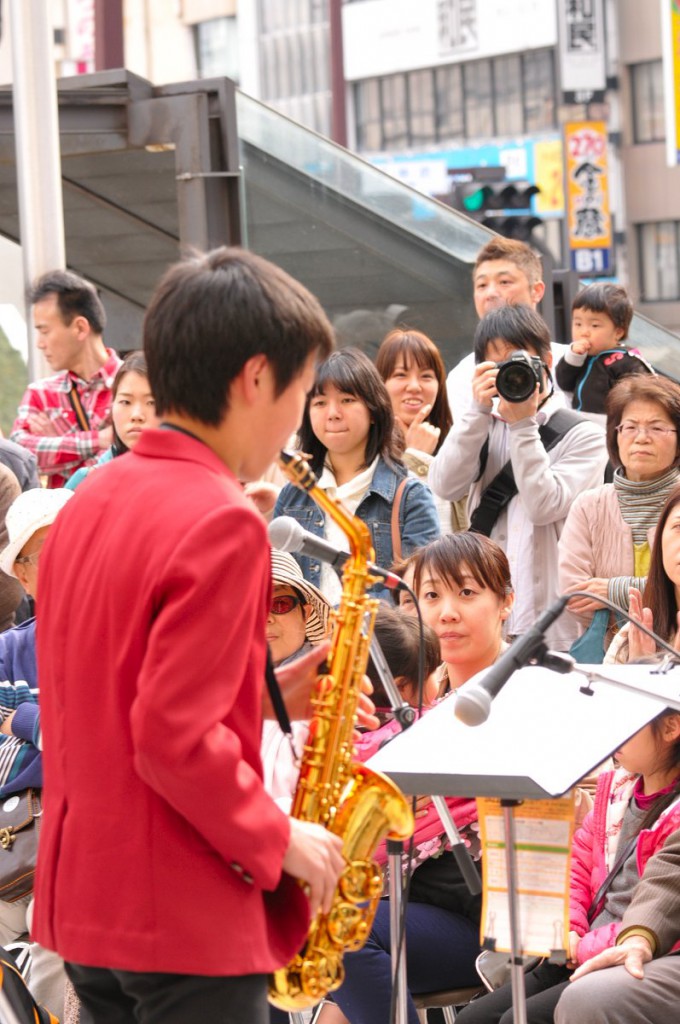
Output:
top-left (0, 70), bottom-right (242, 350)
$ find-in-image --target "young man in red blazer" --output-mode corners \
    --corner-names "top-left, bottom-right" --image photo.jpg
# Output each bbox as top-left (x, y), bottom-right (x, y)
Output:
top-left (32, 248), bottom-right (345, 1024)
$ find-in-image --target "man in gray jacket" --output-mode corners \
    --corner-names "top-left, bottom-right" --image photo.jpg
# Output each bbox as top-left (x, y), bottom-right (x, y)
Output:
top-left (554, 828), bottom-right (680, 1023)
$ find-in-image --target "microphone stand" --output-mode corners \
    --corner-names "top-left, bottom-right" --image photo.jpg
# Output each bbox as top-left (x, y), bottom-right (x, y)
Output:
top-left (370, 616), bottom-right (481, 1024)
top-left (461, 591), bottom-right (680, 1024)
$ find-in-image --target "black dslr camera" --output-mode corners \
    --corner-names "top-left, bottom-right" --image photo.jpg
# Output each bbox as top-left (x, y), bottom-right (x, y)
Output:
top-left (495, 351), bottom-right (545, 403)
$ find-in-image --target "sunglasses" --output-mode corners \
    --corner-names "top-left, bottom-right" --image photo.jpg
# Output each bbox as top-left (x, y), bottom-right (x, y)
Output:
top-left (270, 594), bottom-right (304, 616)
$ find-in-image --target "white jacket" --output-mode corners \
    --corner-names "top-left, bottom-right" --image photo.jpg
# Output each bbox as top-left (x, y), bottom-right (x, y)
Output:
top-left (429, 393), bottom-right (608, 650)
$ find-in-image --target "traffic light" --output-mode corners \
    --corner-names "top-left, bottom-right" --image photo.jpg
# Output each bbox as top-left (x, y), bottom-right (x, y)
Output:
top-left (450, 179), bottom-right (543, 243)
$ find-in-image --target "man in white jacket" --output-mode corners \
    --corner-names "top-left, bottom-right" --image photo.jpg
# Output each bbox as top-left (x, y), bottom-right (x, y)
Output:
top-left (429, 304), bottom-right (607, 651)
top-left (446, 237), bottom-right (570, 417)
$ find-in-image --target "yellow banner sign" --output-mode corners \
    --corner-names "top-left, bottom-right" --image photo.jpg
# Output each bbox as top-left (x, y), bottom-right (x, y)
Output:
top-left (564, 120), bottom-right (612, 275)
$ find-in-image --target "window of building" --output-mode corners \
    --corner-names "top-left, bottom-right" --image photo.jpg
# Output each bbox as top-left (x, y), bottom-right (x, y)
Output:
top-left (523, 49), bottom-right (555, 133)
top-left (435, 63), bottom-right (465, 141)
top-left (631, 60), bottom-right (665, 143)
top-left (494, 54), bottom-right (523, 136)
top-left (464, 59), bottom-right (493, 138)
top-left (194, 17), bottom-right (239, 82)
top-left (355, 79), bottom-right (383, 151)
top-left (381, 75), bottom-right (409, 150)
top-left (638, 222), bottom-right (680, 301)
top-left (352, 48), bottom-right (557, 152)
top-left (408, 69), bottom-right (437, 146)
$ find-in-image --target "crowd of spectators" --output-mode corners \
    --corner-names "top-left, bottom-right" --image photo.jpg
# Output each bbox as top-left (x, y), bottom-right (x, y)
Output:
top-left (0, 242), bottom-right (678, 1024)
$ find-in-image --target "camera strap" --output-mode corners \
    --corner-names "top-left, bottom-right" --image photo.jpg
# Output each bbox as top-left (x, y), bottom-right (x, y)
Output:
top-left (468, 409), bottom-right (583, 537)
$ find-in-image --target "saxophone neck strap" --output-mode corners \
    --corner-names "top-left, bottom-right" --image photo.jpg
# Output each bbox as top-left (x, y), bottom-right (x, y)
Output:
top-left (265, 648), bottom-right (298, 761)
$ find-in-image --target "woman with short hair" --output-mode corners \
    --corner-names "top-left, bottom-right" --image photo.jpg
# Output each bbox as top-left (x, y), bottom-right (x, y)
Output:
top-left (559, 375), bottom-right (680, 656)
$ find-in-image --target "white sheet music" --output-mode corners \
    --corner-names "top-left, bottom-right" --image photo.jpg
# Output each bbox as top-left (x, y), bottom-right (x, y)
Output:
top-left (367, 663), bottom-right (680, 799)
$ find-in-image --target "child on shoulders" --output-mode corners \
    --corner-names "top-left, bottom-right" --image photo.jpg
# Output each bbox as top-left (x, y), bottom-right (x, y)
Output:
top-left (556, 283), bottom-right (653, 423)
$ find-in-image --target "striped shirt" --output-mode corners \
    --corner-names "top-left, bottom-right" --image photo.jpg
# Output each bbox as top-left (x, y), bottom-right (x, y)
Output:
top-left (10, 349), bottom-right (122, 488)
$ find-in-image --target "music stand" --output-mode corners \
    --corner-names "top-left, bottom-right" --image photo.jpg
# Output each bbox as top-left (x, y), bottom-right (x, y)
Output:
top-left (367, 661), bottom-right (680, 1024)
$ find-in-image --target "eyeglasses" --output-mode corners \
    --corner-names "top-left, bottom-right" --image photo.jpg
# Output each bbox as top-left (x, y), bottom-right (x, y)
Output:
top-left (15, 550), bottom-right (41, 567)
top-left (615, 423), bottom-right (678, 439)
top-left (270, 594), bottom-right (304, 616)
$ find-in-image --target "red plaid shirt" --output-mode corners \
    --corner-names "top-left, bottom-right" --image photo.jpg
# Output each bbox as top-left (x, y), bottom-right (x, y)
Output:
top-left (10, 349), bottom-right (122, 488)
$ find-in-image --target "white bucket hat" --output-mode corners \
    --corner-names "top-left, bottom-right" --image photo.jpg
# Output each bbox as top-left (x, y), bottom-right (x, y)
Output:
top-left (270, 549), bottom-right (331, 644)
top-left (0, 488), bottom-right (73, 578)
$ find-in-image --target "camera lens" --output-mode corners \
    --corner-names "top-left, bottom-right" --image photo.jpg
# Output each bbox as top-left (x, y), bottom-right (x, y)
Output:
top-left (495, 361), bottom-right (536, 403)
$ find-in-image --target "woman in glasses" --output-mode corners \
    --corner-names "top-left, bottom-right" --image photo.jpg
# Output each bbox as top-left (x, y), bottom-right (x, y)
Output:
top-left (559, 376), bottom-right (680, 660)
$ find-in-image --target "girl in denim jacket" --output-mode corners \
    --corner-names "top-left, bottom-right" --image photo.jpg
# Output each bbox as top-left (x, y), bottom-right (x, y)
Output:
top-left (272, 348), bottom-right (439, 602)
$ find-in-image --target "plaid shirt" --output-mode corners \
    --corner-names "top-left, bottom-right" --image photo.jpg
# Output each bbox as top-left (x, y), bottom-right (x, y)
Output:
top-left (10, 349), bottom-right (122, 488)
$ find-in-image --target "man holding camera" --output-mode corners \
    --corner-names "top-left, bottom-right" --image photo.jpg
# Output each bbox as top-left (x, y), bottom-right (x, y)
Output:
top-left (429, 304), bottom-right (607, 651)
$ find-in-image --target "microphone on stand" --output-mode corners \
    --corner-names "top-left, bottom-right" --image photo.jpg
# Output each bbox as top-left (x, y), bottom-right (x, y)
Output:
top-left (455, 591), bottom-right (680, 727)
top-left (268, 516), bottom-right (406, 591)
top-left (455, 595), bottom-right (570, 726)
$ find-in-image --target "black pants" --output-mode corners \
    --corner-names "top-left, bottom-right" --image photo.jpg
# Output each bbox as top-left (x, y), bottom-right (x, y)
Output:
top-left (455, 961), bottom-right (572, 1024)
top-left (66, 962), bottom-right (269, 1024)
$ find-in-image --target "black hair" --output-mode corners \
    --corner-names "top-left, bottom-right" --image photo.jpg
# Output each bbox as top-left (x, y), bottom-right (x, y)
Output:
top-left (376, 329), bottom-right (452, 454)
top-left (367, 603), bottom-right (440, 709)
top-left (144, 247), bottom-right (334, 424)
top-left (297, 348), bottom-right (403, 475)
top-left (29, 269), bottom-right (106, 335)
top-left (572, 283), bottom-right (634, 339)
top-left (473, 303), bottom-right (552, 365)
top-left (110, 351), bottom-right (151, 456)
top-left (413, 533), bottom-right (513, 603)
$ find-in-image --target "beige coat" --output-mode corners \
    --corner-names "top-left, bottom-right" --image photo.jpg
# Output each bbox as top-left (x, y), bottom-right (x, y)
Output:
top-left (558, 483), bottom-right (655, 631)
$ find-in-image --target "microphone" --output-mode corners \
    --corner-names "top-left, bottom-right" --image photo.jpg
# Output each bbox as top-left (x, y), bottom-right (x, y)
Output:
top-left (454, 589), bottom-right (680, 728)
top-left (455, 595), bottom-right (570, 727)
top-left (268, 516), bottom-right (405, 591)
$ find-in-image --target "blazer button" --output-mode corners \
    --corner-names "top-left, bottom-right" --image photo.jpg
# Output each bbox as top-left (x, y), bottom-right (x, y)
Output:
top-left (230, 862), bottom-right (243, 875)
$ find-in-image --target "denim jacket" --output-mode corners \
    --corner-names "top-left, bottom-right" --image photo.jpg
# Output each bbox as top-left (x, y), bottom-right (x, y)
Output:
top-left (273, 456), bottom-right (440, 597)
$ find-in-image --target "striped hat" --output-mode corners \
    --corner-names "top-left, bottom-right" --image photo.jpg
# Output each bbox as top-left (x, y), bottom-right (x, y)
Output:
top-left (270, 549), bottom-right (331, 644)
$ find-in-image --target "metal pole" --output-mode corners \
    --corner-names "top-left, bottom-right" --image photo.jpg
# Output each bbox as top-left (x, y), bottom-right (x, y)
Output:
top-left (502, 801), bottom-right (528, 1024)
top-left (388, 839), bottom-right (409, 1024)
top-left (329, 0), bottom-right (347, 147)
top-left (9, 0), bottom-right (66, 382)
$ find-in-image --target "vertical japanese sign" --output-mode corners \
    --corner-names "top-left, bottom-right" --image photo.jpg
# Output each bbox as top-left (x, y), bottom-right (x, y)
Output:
top-left (564, 121), bottom-right (612, 275)
top-left (437, 0), bottom-right (479, 54)
top-left (661, 0), bottom-right (680, 166)
top-left (557, 0), bottom-right (606, 103)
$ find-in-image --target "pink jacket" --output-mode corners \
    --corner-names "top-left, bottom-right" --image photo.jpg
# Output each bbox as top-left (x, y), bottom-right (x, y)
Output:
top-left (356, 715), bottom-right (478, 865)
top-left (569, 768), bottom-right (680, 964)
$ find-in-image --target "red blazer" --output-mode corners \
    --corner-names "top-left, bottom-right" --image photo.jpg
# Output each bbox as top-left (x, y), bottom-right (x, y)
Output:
top-left (33, 429), bottom-right (308, 974)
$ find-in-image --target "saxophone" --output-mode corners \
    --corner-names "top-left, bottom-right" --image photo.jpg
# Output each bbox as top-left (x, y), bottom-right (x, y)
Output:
top-left (268, 450), bottom-right (414, 1013)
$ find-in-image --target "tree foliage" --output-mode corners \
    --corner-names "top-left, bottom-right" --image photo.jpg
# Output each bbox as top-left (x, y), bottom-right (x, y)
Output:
top-left (0, 327), bottom-right (27, 438)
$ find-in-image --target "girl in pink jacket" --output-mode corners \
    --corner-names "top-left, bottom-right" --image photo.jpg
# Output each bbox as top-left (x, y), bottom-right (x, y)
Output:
top-left (569, 708), bottom-right (680, 965)
top-left (455, 705), bottom-right (680, 1024)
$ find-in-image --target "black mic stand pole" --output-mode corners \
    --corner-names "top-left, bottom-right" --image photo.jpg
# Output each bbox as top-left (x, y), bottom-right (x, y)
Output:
top-left (370, 618), bottom-right (481, 1024)
top-left (370, 630), bottom-right (415, 1024)
top-left (501, 799), bottom-right (528, 1024)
